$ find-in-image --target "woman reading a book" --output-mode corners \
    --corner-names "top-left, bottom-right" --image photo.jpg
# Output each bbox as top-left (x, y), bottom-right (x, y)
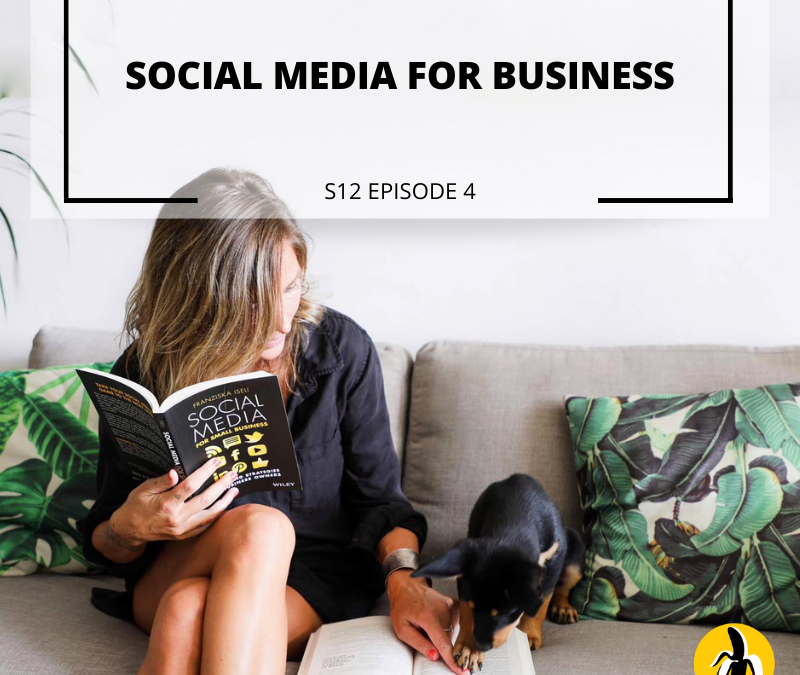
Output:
top-left (78, 168), bottom-right (465, 675)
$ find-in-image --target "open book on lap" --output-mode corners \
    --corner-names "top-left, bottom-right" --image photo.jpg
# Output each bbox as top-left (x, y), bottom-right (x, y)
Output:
top-left (77, 368), bottom-right (301, 498)
top-left (297, 616), bottom-right (535, 675)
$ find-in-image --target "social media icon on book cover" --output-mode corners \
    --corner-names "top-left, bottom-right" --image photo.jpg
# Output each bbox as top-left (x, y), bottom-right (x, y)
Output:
top-left (247, 444), bottom-right (267, 456)
top-left (232, 461), bottom-right (248, 475)
top-left (223, 435), bottom-right (241, 449)
top-left (245, 431), bottom-right (263, 443)
top-left (205, 446), bottom-right (223, 457)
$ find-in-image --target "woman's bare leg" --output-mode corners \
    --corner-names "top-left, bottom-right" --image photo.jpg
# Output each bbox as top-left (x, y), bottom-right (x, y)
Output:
top-left (136, 577), bottom-right (209, 675)
top-left (139, 583), bottom-right (323, 675)
top-left (286, 586), bottom-right (324, 661)
top-left (132, 503), bottom-right (319, 675)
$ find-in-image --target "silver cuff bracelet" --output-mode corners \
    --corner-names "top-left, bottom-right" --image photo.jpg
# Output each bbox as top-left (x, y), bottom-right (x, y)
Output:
top-left (381, 548), bottom-right (419, 587)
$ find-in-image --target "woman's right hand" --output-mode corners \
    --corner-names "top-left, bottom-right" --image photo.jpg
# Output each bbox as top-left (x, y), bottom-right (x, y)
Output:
top-left (110, 457), bottom-right (240, 546)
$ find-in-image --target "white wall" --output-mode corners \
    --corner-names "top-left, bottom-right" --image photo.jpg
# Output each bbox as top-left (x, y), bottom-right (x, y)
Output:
top-left (1, 1), bottom-right (799, 371)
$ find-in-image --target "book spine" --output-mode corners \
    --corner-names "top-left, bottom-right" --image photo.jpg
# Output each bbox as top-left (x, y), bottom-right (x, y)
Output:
top-left (155, 412), bottom-right (187, 480)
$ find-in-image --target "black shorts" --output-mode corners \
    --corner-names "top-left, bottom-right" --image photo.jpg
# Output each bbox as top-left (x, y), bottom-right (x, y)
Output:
top-left (287, 539), bottom-right (386, 623)
top-left (91, 538), bottom-right (386, 625)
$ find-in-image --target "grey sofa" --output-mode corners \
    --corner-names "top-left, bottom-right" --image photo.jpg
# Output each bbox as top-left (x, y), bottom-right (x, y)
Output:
top-left (1, 327), bottom-right (799, 674)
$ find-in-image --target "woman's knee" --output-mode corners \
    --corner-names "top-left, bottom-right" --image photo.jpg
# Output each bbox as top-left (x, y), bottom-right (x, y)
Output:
top-left (219, 503), bottom-right (295, 557)
top-left (147, 576), bottom-right (210, 639)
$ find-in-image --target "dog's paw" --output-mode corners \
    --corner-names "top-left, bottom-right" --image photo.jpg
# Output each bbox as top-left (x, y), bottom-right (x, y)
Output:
top-left (527, 632), bottom-right (543, 651)
top-left (453, 638), bottom-right (485, 673)
top-left (548, 599), bottom-right (579, 625)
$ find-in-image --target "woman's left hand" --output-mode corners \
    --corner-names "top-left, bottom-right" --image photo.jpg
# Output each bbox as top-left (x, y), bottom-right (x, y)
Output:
top-left (387, 570), bottom-right (465, 674)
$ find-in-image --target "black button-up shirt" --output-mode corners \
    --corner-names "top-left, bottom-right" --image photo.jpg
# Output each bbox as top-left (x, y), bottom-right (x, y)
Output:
top-left (78, 306), bottom-right (427, 589)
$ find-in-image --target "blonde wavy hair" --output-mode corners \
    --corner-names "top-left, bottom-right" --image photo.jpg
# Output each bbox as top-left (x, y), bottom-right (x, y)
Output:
top-left (122, 168), bottom-right (325, 402)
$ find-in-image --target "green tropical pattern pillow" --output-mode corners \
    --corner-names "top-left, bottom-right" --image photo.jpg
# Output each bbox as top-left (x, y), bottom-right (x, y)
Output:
top-left (565, 383), bottom-right (800, 632)
top-left (0, 362), bottom-right (113, 576)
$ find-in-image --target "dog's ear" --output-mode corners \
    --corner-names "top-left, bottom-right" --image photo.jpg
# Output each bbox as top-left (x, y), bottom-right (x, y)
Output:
top-left (411, 541), bottom-right (473, 579)
top-left (537, 541), bottom-right (559, 568)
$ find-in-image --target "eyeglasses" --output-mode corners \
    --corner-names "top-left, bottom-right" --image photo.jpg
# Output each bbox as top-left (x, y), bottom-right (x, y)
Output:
top-left (251, 278), bottom-right (309, 309)
top-left (283, 278), bottom-right (310, 299)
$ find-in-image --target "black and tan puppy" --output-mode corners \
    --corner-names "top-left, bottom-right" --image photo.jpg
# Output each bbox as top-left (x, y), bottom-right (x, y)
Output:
top-left (412, 473), bottom-right (584, 672)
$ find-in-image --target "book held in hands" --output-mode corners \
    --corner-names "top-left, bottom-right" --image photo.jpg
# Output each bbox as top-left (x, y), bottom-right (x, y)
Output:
top-left (77, 368), bottom-right (302, 498)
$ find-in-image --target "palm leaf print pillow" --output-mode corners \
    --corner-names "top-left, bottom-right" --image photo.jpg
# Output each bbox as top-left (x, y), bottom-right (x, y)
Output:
top-left (565, 383), bottom-right (800, 632)
top-left (0, 362), bottom-right (113, 576)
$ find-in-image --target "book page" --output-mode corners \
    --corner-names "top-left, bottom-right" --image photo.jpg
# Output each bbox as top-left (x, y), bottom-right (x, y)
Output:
top-left (412, 626), bottom-right (534, 675)
top-left (298, 616), bottom-right (414, 675)
top-left (297, 630), bottom-right (321, 675)
top-left (78, 367), bottom-right (160, 410)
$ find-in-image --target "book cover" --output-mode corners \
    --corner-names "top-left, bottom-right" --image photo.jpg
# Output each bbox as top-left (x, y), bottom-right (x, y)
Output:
top-left (77, 368), bottom-right (302, 498)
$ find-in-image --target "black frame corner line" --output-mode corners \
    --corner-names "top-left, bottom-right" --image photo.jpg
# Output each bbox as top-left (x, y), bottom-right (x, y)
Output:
top-left (62, 0), bottom-right (196, 203)
top-left (598, 0), bottom-right (733, 204)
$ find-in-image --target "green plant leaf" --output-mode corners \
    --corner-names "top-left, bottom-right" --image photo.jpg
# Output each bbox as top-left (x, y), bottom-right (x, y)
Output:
top-left (566, 396), bottom-right (622, 471)
top-left (0, 203), bottom-right (18, 314)
top-left (736, 406), bottom-right (769, 448)
top-left (589, 515), bottom-right (612, 560)
top-left (653, 518), bottom-right (701, 560)
top-left (0, 149), bottom-right (67, 232)
top-left (21, 394), bottom-right (99, 480)
top-left (591, 449), bottom-right (636, 508)
top-left (600, 507), bottom-right (693, 601)
top-left (635, 400), bottom-right (738, 502)
top-left (734, 386), bottom-right (800, 471)
top-left (749, 455), bottom-right (788, 483)
top-left (598, 432), bottom-right (660, 479)
top-left (681, 390), bottom-right (733, 425)
top-left (0, 203), bottom-right (18, 259)
top-left (67, 44), bottom-right (98, 94)
top-left (762, 524), bottom-right (800, 575)
top-left (616, 394), bottom-right (704, 427)
top-left (0, 372), bottom-right (25, 454)
top-left (760, 481), bottom-right (800, 574)
top-left (695, 551), bottom-right (747, 623)
top-left (644, 419), bottom-right (681, 455)
top-left (619, 553), bottom-right (738, 623)
top-left (740, 539), bottom-right (800, 631)
top-left (591, 450), bottom-right (693, 601)
top-left (773, 482), bottom-right (800, 533)
top-left (575, 576), bottom-right (621, 620)
top-left (0, 458), bottom-right (95, 570)
top-left (691, 465), bottom-right (783, 557)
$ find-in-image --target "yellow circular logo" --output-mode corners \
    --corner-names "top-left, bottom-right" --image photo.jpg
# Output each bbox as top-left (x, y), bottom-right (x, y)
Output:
top-left (694, 624), bottom-right (774, 675)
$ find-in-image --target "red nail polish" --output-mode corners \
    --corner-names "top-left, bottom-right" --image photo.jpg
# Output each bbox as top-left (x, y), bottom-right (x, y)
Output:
top-left (428, 648), bottom-right (437, 660)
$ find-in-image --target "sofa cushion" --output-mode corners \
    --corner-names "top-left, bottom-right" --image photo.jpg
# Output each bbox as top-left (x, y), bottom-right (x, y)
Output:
top-left (566, 384), bottom-right (800, 631)
top-left (28, 327), bottom-right (412, 462)
top-left (402, 341), bottom-right (800, 559)
top-left (0, 362), bottom-right (113, 576)
top-left (28, 327), bottom-right (130, 370)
